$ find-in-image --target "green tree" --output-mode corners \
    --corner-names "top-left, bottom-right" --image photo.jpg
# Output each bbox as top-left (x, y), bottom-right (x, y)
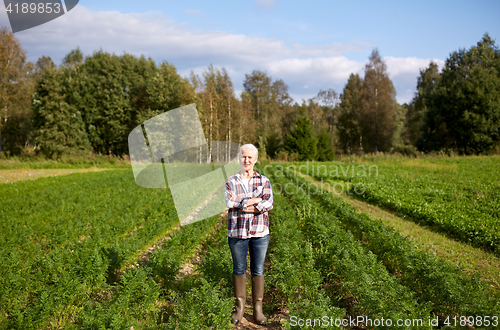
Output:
top-left (62, 47), bottom-right (83, 67)
top-left (215, 67), bottom-right (237, 162)
top-left (315, 88), bottom-right (338, 134)
top-left (36, 56), bottom-right (56, 74)
top-left (192, 65), bottom-right (247, 161)
top-left (128, 55), bottom-right (160, 126)
top-left (79, 53), bottom-right (193, 155)
top-left (145, 61), bottom-right (196, 117)
top-left (306, 99), bottom-right (323, 134)
top-left (272, 79), bottom-right (293, 110)
top-left (265, 130), bottom-right (281, 159)
top-left (404, 62), bottom-right (440, 146)
top-left (235, 92), bottom-right (256, 146)
top-left (316, 128), bottom-right (334, 161)
top-left (393, 103), bottom-right (408, 147)
top-left (257, 135), bottom-right (267, 161)
top-left (201, 65), bottom-right (222, 146)
top-left (243, 70), bottom-right (273, 121)
top-left (32, 67), bottom-right (91, 157)
top-left (0, 26), bottom-right (36, 154)
top-left (360, 49), bottom-right (397, 153)
top-left (337, 73), bottom-right (363, 153)
top-left (419, 34), bottom-right (500, 154)
top-left (76, 51), bottom-right (132, 155)
top-left (32, 50), bottom-right (196, 157)
top-left (284, 108), bottom-right (317, 161)
top-left (243, 70), bottom-right (288, 140)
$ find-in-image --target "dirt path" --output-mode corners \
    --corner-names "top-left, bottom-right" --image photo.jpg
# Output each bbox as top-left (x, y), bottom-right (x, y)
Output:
top-left (293, 169), bottom-right (500, 291)
top-left (0, 168), bottom-right (109, 183)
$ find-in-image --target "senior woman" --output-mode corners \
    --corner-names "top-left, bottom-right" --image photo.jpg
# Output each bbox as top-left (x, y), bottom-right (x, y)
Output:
top-left (224, 143), bottom-right (273, 325)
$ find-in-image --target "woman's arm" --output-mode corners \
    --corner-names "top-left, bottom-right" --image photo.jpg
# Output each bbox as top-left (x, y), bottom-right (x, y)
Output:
top-left (247, 197), bottom-right (262, 205)
top-left (241, 205), bottom-right (261, 213)
top-left (254, 178), bottom-right (273, 213)
top-left (225, 180), bottom-right (249, 209)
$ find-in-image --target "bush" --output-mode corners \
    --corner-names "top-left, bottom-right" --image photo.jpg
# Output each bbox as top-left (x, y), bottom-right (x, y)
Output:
top-left (392, 144), bottom-right (419, 157)
top-left (273, 150), bottom-right (298, 162)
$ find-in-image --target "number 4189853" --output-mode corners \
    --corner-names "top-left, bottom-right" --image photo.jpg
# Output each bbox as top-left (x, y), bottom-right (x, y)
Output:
top-left (6, 2), bottom-right (62, 14)
top-left (444, 315), bottom-right (498, 327)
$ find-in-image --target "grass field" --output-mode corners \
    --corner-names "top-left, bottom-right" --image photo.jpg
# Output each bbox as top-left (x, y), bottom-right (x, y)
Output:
top-left (1, 156), bottom-right (499, 329)
top-left (0, 168), bottom-right (110, 184)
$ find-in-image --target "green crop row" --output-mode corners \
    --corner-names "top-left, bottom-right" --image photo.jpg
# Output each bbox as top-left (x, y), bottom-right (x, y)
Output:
top-left (170, 216), bottom-right (237, 330)
top-left (266, 191), bottom-right (345, 329)
top-left (141, 211), bottom-right (236, 330)
top-left (75, 213), bottom-right (227, 329)
top-left (300, 158), bottom-right (500, 254)
top-left (284, 168), bottom-right (500, 324)
top-left (0, 170), bottom-right (180, 329)
top-left (1, 167), bottom-right (238, 329)
top-left (0, 170), bottom-right (176, 269)
top-left (169, 170), bottom-right (226, 224)
top-left (159, 165), bottom-right (347, 329)
top-left (266, 166), bottom-right (433, 329)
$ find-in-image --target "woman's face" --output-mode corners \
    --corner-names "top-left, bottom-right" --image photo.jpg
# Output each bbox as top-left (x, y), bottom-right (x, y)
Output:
top-left (240, 148), bottom-right (257, 172)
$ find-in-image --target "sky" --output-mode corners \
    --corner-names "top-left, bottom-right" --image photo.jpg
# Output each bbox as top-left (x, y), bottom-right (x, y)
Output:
top-left (1, 0), bottom-right (499, 104)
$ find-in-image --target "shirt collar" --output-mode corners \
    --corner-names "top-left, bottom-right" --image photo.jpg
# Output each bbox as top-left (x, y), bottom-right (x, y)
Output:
top-left (236, 170), bottom-right (261, 180)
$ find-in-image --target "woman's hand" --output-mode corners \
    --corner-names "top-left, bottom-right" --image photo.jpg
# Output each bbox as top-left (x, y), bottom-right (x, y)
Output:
top-left (242, 205), bottom-right (260, 214)
top-left (246, 197), bottom-right (262, 205)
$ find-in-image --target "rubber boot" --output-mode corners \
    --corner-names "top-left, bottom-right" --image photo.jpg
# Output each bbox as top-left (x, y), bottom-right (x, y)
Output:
top-left (231, 274), bottom-right (246, 324)
top-left (252, 275), bottom-right (267, 325)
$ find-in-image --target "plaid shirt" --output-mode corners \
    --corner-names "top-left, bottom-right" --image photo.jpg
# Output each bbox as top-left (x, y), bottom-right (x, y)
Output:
top-left (225, 171), bottom-right (273, 238)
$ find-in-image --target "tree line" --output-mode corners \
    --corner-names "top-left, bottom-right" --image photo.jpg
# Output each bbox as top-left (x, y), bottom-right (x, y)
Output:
top-left (0, 26), bottom-right (498, 160)
top-left (406, 34), bottom-right (500, 155)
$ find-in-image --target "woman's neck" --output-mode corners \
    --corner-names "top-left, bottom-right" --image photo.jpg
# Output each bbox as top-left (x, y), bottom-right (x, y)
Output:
top-left (240, 169), bottom-right (253, 179)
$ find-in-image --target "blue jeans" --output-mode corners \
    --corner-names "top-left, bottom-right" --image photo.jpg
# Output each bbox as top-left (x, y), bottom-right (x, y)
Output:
top-left (228, 235), bottom-right (269, 276)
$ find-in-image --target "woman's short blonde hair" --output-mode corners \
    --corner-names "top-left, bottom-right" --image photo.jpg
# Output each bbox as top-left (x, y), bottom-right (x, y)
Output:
top-left (238, 144), bottom-right (258, 161)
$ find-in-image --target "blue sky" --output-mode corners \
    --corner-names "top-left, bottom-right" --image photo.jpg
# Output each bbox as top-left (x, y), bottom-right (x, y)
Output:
top-left (1, 0), bottom-right (499, 103)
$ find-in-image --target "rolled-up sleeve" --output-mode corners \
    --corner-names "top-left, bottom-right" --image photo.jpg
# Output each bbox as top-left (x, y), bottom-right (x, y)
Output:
top-left (225, 180), bottom-right (248, 210)
top-left (254, 178), bottom-right (273, 213)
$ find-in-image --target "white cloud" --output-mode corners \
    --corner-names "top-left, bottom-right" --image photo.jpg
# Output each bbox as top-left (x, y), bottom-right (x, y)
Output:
top-left (385, 57), bottom-right (445, 103)
top-left (265, 56), bottom-right (445, 104)
top-left (267, 56), bottom-right (364, 82)
top-left (385, 56), bottom-right (445, 77)
top-left (6, 6), bottom-right (292, 65)
top-left (0, 6), bottom-right (444, 104)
